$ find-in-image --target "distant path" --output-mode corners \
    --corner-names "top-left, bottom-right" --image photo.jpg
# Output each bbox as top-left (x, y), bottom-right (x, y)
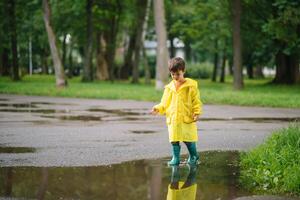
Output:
top-left (0, 94), bottom-right (299, 167)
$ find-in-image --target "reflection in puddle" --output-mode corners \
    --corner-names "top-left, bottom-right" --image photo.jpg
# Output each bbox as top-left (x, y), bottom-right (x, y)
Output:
top-left (0, 109), bottom-right (68, 114)
top-left (40, 115), bottom-right (146, 122)
top-left (0, 147), bottom-right (36, 153)
top-left (0, 151), bottom-right (257, 200)
top-left (88, 108), bottom-right (147, 116)
top-left (130, 130), bottom-right (156, 134)
top-left (41, 115), bottom-right (103, 121)
top-left (0, 103), bottom-right (38, 108)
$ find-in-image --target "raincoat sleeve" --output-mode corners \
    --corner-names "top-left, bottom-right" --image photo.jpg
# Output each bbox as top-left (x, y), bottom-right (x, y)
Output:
top-left (191, 83), bottom-right (203, 116)
top-left (153, 87), bottom-right (170, 115)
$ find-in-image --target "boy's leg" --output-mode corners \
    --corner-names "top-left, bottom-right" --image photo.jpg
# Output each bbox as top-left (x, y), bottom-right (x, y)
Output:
top-left (168, 142), bottom-right (180, 166)
top-left (184, 142), bottom-right (199, 165)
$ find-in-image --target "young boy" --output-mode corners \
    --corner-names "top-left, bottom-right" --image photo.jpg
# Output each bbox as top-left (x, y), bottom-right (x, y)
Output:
top-left (151, 57), bottom-right (203, 166)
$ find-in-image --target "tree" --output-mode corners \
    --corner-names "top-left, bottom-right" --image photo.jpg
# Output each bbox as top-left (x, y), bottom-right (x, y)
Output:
top-left (8, 0), bottom-right (20, 81)
top-left (42, 0), bottom-right (67, 87)
top-left (153, 0), bottom-right (169, 90)
top-left (82, 0), bottom-right (94, 82)
top-left (131, 0), bottom-right (148, 83)
top-left (232, 0), bottom-right (243, 90)
top-left (267, 0), bottom-right (300, 84)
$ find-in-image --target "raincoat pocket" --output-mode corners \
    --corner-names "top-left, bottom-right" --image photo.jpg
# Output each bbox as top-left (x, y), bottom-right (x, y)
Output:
top-left (183, 115), bottom-right (194, 124)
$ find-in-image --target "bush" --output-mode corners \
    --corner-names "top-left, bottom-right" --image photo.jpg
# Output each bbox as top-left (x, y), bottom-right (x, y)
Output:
top-left (239, 123), bottom-right (300, 196)
top-left (185, 62), bottom-right (213, 79)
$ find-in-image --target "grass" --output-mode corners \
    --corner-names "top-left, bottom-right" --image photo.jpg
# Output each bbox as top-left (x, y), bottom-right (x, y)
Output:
top-left (239, 123), bottom-right (300, 196)
top-left (0, 75), bottom-right (299, 108)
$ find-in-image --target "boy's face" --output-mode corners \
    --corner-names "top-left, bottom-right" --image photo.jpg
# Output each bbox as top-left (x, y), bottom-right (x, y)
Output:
top-left (170, 70), bottom-right (185, 81)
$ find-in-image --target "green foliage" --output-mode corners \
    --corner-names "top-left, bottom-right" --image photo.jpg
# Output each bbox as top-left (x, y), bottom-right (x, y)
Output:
top-left (240, 123), bottom-right (300, 195)
top-left (185, 62), bottom-right (213, 79)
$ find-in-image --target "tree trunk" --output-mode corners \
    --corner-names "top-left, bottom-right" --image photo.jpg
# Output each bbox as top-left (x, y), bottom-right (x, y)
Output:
top-left (220, 51), bottom-right (226, 83)
top-left (184, 41), bottom-right (192, 62)
top-left (8, 0), bottom-right (20, 81)
top-left (212, 40), bottom-right (219, 82)
top-left (96, 32), bottom-right (109, 80)
top-left (143, 47), bottom-right (151, 84)
top-left (228, 57), bottom-right (233, 75)
top-left (212, 52), bottom-right (219, 82)
top-left (62, 34), bottom-right (67, 69)
top-left (247, 63), bottom-right (253, 79)
top-left (142, 0), bottom-right (151, 85)
top-left (273, 51), bottom-right (300, 84)
top-left (254, 65), bottom-right (264, 78)
top-left (120, 33), bottom-right (135, 79)
top-left (42, 0), bottom-right (67, 87)
top-left (103, 7), bottom-right (120, 82)
top-left (232, 0), bottom-right (243, 90)
top-left (1, 49), bottom-right (10, 76)
top-left (82, 0), bottom-right (94, 82)
top-left (66, 39), bottom-right (73, 78)
top-left (132, 0), bottom-right (148, 84)
top-left (170, 36), bottom-right (175, 58)
top-left (153, 0), bottom-right (169, 90)
top-left (40, 50), bottom-right (49, 74)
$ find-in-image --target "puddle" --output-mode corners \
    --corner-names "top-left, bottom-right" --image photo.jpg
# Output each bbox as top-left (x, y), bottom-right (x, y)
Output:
top-left (0, 103), bottom-right (38, 108)
top-left (87, 108), bottom-right (146, 116)
top-left (0, 151), bottom-right (297, 199)
top-left (0, 151), bottom-right (287, 200)
top-left (30, 101), bottom-right (75, 106)
top-left (0, 109), bottom-right (68, 114)
top-left (130, 130), bottom-right (156, 134)
top-left (0, 147), bottom-right (36, 153)
top-left (39, 115), bottom-right (147, 122)
top-left (41, 115), bottom-right (103, 121)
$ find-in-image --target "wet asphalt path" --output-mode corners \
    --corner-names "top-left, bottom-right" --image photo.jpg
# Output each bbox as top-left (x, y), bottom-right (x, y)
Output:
top-left (0, 94), bottom-right (299, 167)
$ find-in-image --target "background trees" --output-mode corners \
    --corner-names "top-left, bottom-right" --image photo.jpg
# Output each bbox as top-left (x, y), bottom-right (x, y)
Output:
top-left (0, 0), bottom-right (299, 89)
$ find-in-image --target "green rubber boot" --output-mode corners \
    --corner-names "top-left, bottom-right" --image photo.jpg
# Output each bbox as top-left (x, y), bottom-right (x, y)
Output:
top-left (186, 142), bottom-right (200, 165)
top-left (168, 144), bottom-right (181, 166)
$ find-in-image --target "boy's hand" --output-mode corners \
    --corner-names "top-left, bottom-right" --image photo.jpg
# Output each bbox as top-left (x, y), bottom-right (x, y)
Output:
top-left (150, 107), bottom-right (159, 115)
top-left (192, 114), bottom-right (199, 122)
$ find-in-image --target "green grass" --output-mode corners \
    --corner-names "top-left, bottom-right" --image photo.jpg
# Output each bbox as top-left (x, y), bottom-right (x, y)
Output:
top-left (239, 123), bottom-right (300, 196)
top-left (0, 75), bottom-right (299, 108)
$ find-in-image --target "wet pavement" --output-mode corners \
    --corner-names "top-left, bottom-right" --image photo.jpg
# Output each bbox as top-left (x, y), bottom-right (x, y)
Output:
top-left (0, 94), bottom-right (300, 167)
top-left (0, 94), bottom-right (300, 199)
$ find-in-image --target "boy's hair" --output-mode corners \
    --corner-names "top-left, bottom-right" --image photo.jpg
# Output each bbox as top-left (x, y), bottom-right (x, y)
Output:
top-left (168, 57), bottom-right (185, 72)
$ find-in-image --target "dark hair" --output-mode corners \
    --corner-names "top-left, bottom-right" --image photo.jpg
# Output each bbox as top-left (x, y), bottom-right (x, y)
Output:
top-left (168, 57), bottom-right (185, 72)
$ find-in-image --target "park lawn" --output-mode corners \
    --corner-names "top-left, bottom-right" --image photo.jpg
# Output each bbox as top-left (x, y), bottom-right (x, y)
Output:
top-left (0, 75), bottom-right (299, 108)
top-left (239, 123), bottom-right (300, 196)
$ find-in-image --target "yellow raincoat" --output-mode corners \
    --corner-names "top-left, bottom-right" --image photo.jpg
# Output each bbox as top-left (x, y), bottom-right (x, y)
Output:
top-left (153, 78), bottom-right (202, 142)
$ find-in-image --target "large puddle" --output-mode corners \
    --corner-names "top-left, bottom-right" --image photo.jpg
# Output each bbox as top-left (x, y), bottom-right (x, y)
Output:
top-left (0, 151), bottom-right (289, 200)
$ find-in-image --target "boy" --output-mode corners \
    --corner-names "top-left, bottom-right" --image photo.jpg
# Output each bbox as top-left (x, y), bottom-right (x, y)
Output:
top-left (151, 57), bottom-right (203, 166)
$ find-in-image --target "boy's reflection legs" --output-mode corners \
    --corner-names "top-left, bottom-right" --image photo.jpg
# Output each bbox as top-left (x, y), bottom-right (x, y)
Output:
top-left (170, 166), bottom-right (180, 189)
top-left (182, 165), bottom-right (197, 189)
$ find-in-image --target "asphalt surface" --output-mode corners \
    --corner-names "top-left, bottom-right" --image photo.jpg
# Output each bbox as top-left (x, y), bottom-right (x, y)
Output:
top-left (0, 94), bottom-right (299, 167)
